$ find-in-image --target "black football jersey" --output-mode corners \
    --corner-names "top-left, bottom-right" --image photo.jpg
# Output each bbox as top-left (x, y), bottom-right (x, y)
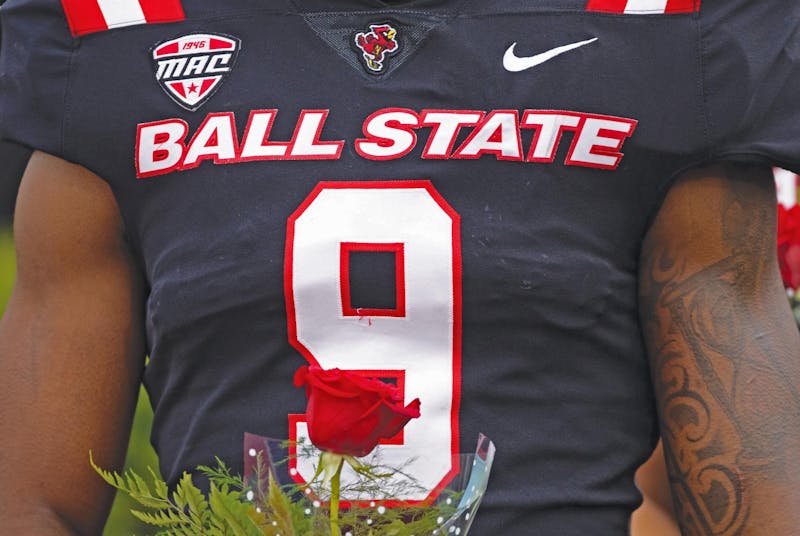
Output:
top-left (2, 0), bottom-right (799, 532)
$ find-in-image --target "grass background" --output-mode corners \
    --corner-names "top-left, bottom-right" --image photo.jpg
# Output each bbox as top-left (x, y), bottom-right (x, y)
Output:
top-left (0, 227), bottom-right (159, 535)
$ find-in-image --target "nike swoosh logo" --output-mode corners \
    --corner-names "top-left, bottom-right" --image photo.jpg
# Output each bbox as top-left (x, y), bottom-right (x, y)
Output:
top-left (503, 37), bottom-right (598, 72)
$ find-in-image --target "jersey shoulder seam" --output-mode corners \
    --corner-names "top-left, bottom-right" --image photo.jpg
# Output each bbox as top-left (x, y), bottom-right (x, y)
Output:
top-left (59, 37), bottom-right (80, 158)
top-left (694, 7), bottom-right (711, 161)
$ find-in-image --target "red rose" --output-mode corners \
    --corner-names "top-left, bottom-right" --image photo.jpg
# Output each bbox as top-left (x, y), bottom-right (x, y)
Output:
top-left (777, 204), bottom-right (800, 290)
top-left (294, 365), bottom-right (421, 457)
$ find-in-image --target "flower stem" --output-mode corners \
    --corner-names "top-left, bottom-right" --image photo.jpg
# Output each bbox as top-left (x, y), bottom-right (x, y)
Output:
top-left (329, 456), bottom-right (345, 536)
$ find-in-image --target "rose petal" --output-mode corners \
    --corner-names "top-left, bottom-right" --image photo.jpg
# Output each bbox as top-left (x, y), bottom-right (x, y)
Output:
top-left (293, 365), bottom-right (309, 387)
top-left (295, 366), bottom-right (422, 457)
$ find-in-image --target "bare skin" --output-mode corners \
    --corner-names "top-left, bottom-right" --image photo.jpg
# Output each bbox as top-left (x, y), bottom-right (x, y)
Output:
top-left (631, 441), bottom-right (681, 536)
top-left (0, 155), bottom-right (797, 534)
top-left (640, 163), bottom-right (800, 535)
top-left (0, 152), bottom-right (146, 534)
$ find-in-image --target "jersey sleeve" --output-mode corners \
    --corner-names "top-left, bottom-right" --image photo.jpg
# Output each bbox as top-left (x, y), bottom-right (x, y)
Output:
top-left (0, 0), bottom-right (75, 159)
top-left (701, 2), bottom-right (800, 174)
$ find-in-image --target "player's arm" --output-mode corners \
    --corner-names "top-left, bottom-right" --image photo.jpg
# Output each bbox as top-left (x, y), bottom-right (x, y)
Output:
top-left (639, 163), bottom-right (800, 535)
top-left (631, 441), bottom-right (680, 536)
top-left (0, 151), bottom-right (146, 535)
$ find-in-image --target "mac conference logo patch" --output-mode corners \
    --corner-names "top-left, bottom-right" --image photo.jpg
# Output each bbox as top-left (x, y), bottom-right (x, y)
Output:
top-left (151, 33), bottom-right (241, 111)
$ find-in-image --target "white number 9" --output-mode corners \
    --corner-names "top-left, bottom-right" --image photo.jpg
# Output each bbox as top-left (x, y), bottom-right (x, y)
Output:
top-left (286, 180), bottom-right (462, 502)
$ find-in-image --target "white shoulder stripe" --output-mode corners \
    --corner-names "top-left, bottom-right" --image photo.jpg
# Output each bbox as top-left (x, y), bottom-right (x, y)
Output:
top-left (624, 0), bottom-right (669, 14)
top-left (96, 0), bottom-right (146, 29)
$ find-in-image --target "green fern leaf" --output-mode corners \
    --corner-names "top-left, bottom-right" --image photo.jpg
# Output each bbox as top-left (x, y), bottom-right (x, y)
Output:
top-left (132, 471), bottom-right (152, 497)
top-left (89, 451), bottom-right (122, 489)
top-left (176, 472), bottom-right (212, 528)
top-left (125, 473), bottom-right (171, 509)
top-left (149, 467), bottom-right (170, 499)
top-left (199, 457), bottom-right (244, 489)
top-left (90, 452), bottom-right (168, 510)
top-left (266, 473), bottom-right (295, 536)
top-left (208, 482), bottom-right (263, 536)
top-left (130, 508), bottom-right (185, 528)
top-left (205, 521), bottom-right (229, 536)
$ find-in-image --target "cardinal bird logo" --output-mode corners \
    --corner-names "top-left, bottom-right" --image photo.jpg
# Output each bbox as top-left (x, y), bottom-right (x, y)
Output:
top-left (354, 23), bottom-right (400, 74)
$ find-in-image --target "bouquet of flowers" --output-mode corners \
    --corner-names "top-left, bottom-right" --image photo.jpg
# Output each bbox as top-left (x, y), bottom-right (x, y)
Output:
top-left (93, 365), bottom-right (494, 535)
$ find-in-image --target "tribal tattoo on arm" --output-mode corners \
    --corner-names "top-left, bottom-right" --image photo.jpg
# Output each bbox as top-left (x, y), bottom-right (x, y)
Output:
top-left (639, 164), bottom-right (800, 536)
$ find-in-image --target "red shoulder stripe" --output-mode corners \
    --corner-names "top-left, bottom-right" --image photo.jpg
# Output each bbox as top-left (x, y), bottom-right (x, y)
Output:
top-left (138, 0), bottom-right (186, 24)
top-left (586, 0), bottom-right (700, 14)
top-left (664, 0), bottom-right (700, 13)
top-left (60, 0), bottom-right (185, 37)
top-left (585, 0), bottom-right (628, 13)
top-left (60, 0), bottom-right (107, 36)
